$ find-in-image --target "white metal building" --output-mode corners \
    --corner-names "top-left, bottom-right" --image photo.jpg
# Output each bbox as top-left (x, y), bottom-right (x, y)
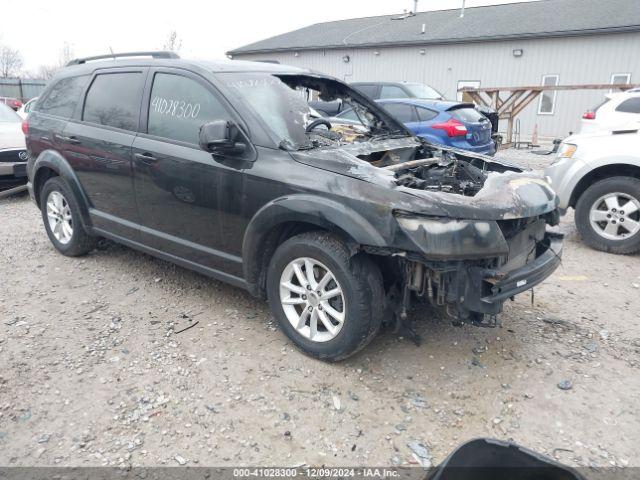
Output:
top-left (228, 0), bottom-right (640, 139)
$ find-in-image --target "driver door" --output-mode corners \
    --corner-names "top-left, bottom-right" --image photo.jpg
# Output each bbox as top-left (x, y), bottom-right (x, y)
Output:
top-left (132, 68), bottom-right (245, 276)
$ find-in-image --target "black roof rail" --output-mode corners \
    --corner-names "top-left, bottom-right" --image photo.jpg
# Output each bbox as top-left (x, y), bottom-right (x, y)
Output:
top-left (66, 51), bottom-right (180, 66)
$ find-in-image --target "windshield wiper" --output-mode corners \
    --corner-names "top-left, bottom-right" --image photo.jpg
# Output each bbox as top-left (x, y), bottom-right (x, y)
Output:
top-left (279, 139), bottom-right (318, 151)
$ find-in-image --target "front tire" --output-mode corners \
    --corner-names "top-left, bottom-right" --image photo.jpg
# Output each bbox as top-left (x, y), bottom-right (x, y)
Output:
top-left (575, 176), bottom-right (640, 254)
top-left (40, 177), bottom-right (97, 256)
top-left (266, 232), bottom-right (384, 361)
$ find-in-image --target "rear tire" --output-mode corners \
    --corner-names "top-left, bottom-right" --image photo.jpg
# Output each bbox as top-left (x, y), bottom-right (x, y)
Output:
top-left (40, 177), bottom-right (97, 256)
top-left (574, 176), bottom-right (640, 254)
top-left (266, 231), bottom-right (384, 361)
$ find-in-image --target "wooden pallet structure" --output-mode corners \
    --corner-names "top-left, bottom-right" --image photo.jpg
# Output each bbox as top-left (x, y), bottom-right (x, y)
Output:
top-left (459, 83), bottom-right (640, 146)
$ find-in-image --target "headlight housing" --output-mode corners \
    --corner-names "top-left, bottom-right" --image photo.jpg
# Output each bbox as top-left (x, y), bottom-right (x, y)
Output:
top-left (556, 143), bottom-right (577, 159)
top-left (395, 214), bottom-right (509, 259)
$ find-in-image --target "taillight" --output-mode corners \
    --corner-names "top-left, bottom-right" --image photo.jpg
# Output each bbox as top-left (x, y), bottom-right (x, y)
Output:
top-left (582, 111), bottom-right (596, 120)
top-left (432, 119), bottom-right (468, 137)
top-left (21, 119), bottom-right (29, 135)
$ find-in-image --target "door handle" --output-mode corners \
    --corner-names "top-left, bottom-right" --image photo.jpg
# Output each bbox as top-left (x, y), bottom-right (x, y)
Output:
top-left (134, 152), bottom-right (158, 163)
top-left (58, 135), bottom-right (81, 145)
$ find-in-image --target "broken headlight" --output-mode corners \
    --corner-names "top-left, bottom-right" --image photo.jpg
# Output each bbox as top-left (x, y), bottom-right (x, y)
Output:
top-left (395, 213), bottom-right (509, 260)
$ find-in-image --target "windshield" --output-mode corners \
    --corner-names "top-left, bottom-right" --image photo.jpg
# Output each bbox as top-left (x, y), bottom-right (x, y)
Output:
top-left (223, 72), bottom-right (402, 150)
top-left (224, 73), bottom-right (312, 149)
top-left (0, 103), bottom-right (20, 123)
top-left (404, 83), bottom-right (444, 100)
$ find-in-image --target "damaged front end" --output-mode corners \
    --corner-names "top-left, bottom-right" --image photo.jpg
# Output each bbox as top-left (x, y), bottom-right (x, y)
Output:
top-left (298, 140), bottom-right (563, 329)
top-left (230, 71), bottom-right (563, 329)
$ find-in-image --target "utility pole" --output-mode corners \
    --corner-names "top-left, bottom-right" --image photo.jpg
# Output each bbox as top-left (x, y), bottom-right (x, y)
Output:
top-left (413, 0), bottom-right (419, 12)
top-left (460, 0), bottom-right (466, 17)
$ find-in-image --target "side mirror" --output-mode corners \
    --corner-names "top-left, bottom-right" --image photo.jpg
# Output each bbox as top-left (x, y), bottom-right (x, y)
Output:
top-left (199, 120), bottom-right (246, 156)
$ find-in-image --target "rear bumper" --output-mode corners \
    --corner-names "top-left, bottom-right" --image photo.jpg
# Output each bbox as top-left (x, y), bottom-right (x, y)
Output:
top-left (454, 141), bottom-right (496, 156)
top-left (463, 232), bottom-right (563, 314)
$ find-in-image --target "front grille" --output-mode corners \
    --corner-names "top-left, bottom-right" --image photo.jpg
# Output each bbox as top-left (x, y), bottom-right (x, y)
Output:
top-left (0, 149), bottom-right (28, 163)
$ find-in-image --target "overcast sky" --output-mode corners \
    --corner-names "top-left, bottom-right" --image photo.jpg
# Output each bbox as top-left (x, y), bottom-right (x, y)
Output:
top-left (5, 0), bottom-right (541, 73)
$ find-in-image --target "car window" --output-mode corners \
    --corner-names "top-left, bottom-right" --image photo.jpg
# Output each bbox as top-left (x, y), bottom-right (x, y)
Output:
top-left (353, 84), bottom-right (378, 99)
top-left (379, 85), bottom-right (409, 99)
top-left (416, 107), bottom-right (438, 122)
top-left (83, 72), bottom-right (144, 131)
top-left (25, 98), bottom-right (37, 113)
top-left (148, 73), bottom-right (230, 145)
top-left (616, 97), bottom-right (640, 114)
top-left (336, 108), bottom-right (361, 122)
top-left (382, 103), bottom-right (417, 123)
top-left (404, 84), bottom-right (444, 100)
top-left (36, 75), bottom-right (89, 118)
top-left (450, 108), bottom-right (486, 123)
top-left (0, 103), bottom-right (20, 122)
top-left (591, 98), bottom-right (611, 112)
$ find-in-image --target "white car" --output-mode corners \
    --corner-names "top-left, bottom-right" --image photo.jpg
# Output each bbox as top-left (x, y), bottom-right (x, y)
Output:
top-left (16, 97), bottom-right (38, 119)
top-left (0, 103), bottom-right (28, 188)
top-left (545, 121), bottom-right (640, 254)
top-left (580, 91), bottom-right (640, 134)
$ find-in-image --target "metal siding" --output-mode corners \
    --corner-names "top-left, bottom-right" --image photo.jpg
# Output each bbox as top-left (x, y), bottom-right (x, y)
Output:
top-left (235, 32), bottom-right (640, 139)
top-left (0, 78), bottom-right (46, 102)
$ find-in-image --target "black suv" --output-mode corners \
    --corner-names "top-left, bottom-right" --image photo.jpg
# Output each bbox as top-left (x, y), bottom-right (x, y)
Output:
top-left (26, 52), bottom-right (562, 361)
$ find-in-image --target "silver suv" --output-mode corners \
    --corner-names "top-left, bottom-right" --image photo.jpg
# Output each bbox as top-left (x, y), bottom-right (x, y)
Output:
top-left (545, 122), bottom-right (640, 254)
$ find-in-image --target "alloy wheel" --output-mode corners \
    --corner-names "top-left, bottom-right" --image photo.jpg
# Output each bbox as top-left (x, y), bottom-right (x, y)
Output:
top-left (46, 190), bottom-right (73, 245)
top-left (589, 192), bottom-right (640, 241)
top-left (279, 257), bottom-right (346, 342)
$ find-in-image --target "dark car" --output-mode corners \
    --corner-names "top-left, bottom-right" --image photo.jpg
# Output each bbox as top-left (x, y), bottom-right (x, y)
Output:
top-left (0, 103), bottom-right (29, 189)
top-left (25, 52), bottom-right (562, 361)
top-left (334, 99), bottom-right (496, 156)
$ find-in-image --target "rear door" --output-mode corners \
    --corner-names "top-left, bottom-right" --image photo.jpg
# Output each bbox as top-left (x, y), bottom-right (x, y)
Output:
top-left (61, 68), bottom-right (147, 238)
top-left (131, 68), bottom-right (246, 276)
top-left (380, 102), bottom-right (419, 133)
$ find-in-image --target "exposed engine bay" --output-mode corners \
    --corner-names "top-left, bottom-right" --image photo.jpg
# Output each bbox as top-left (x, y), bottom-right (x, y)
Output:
top-left (270, 74), bottom-right (522, 198)
top-left (393, 157), bottom-right (489, 196)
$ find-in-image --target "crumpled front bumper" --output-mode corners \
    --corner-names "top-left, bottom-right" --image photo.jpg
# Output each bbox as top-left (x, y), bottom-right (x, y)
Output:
top-left (463, 232), bottom-right (563, 315)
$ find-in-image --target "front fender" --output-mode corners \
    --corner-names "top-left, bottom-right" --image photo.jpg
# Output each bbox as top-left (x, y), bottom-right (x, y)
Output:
top-left (242, 194), bottom-right (387, 295)
top-left (30, 149), bottom-right (92, 228)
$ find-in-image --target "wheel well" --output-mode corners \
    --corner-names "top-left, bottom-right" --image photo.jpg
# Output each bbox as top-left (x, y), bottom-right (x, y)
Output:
top-left (251, 221), bottom-right (356, 298)
top-left (33, 167), bottom-right (59, 207)
top-left (570, 164), bottom-right (640, 208)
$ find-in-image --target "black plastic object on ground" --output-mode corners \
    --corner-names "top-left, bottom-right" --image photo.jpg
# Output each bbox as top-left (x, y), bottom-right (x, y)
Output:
top-left (428, 438), bottom-right (584, 480)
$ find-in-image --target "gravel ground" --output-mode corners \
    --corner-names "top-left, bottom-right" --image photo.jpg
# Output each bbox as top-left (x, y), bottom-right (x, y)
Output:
top-left (1, 149), bottom-right (639, 469)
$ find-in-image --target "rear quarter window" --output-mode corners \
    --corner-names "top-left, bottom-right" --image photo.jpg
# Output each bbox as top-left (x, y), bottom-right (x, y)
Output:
top-left (35, 75), bottom-right (90, 118)
top-left (450, 108), bottom-right (486, 123)
top-left (616, 97), bottom-right (640, 114)
top-left (416, 107), bottom-right (438, 122)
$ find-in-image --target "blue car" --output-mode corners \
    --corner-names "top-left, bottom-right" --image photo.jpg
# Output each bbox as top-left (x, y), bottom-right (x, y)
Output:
top-left (334, 98), bottom-right (496, 156)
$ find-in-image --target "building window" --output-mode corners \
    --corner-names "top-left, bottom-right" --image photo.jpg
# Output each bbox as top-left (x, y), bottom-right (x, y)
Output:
top-left (457, 80), bottom-right (480, 102)
top-left (610, 73), bottom-right (631, 93)
top-left (538, 75), bottom-right (559, 115)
